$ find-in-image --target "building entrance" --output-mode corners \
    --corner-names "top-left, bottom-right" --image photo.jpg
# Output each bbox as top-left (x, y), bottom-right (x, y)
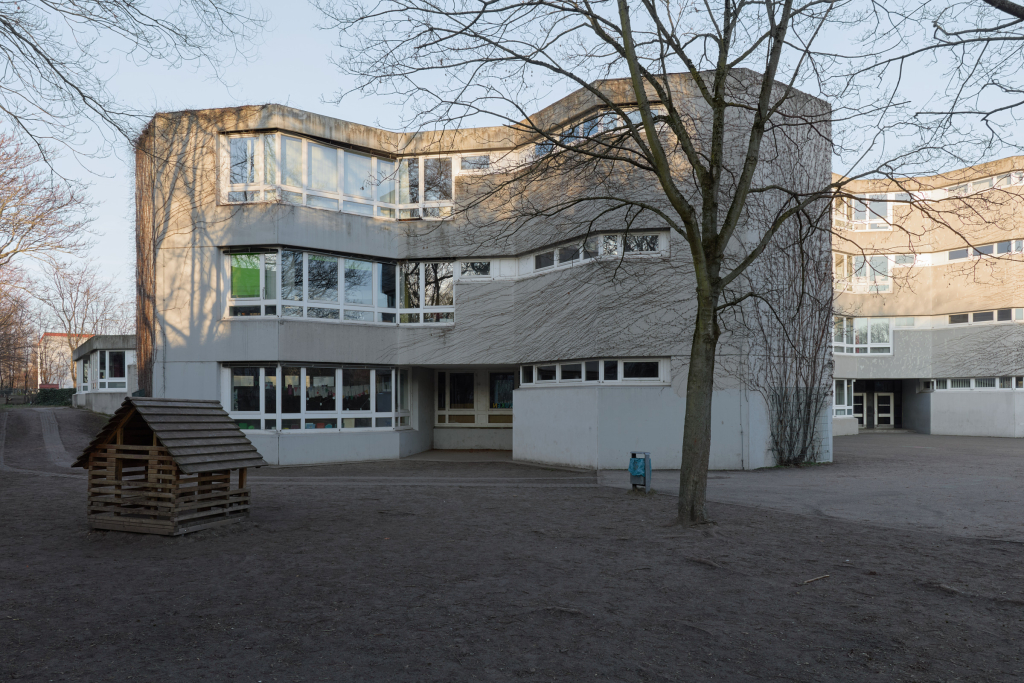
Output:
top-left (875, 392), bottom-right (894, 428)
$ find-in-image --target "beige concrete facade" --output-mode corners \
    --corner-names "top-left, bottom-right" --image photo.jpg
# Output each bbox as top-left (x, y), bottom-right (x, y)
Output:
top-left (833, 159), bottom-right (1024, 435)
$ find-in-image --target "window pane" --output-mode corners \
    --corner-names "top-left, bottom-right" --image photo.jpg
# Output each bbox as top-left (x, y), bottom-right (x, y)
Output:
top-left (281, 251), bottom-right (303, 301)
top-left (264, 135), bottom-right (277, 184)
top-left (282, 367), bottom-right (301, 413)
top-left (399, 313), bottom-right (420, 323)
top-left (461, 261), bottom-right (491, 277)
top-left (108, 352), bottom-right (125, 378)
top-left (869, 255), bottom-right (888, 282)
top-left (624, 234), bottom-right (659, 252)
top-left (304, 368), bottom-right (336, 412)
top-left (307, 307), bottom-right (340, 319)
top-left (309, 144), bottom-right (338, 192)
top-left (424, 158), bottom-right (453, 201)
top-left (307, 195), bottom-right (339, 211)
top-left (997, 241), bottom-right (1011, 254)
top-left (975, 244), bottom-right (994, 256)
top-left (973, 311), bottom-right (994, 322)
top-left (623, 361), bottom-right (659, 379)
top-left (342, 369), bottom-right (371, 411)
top-left (344, 259), bottom-right (373, 305)
top-left (460, 155), bottom-right (490, 171)
top-left (229, 305), bottom-right (261, 317)
top-left (229, 137), bottom-right (257, 184)
top-left (401, 263), bottom-right (420, 309)
top-left (854, 318), bottom-right (868, 344)
top-left (231, 254), bottom-right (261, 298)
top-left (521, 366), bottom-right (533, 383)
top-left (232, 367), bottom-right (260, 412)
top-left (557, 246), bottom-right (578, 264)
top-left (423, 262), bottom-right (454, 306)
top-left (307, 254), bottom-right (339, 302)
top-left (398, 369), bottom-right (409, 411)
top-left (264, 370), bottom-right (277, 414)
top-left (604, 360), bottom-right (618, 380)
top-left (869, 319), bottom-right (890, 344)
top-left (343, 200), bottom-right (372, 216)
top-left (585, 361), bottom-right (599, 381)
top-left (949, 314), bottom-right (969, 324)
top-left (602, 236), bottom-right (619, 255)
top-left (399, 159), bottom-right (419, 204)
top-left (344, 152), bottom-right (372, 199)
top-left (835, 380), bottom-right (846, 405)
top-left (99, 352), bottom-right (106, 378)
top-left (375, 370), bottom-right (393, 413)
top-left (281, 136), bottom-right (303, 188)
top-left (377, 159), bottom-right (396, 204)
top-left (344, 309), bottom-right (372, 321)
top-left (449, 372), bottom-right (475, 409)
top-left (535, 252), bottom-right (554, 269)
top-left (582, 237), bottom-right (598, 259)
top-left (376, 417), bottom-right (393, 428)
top-left (228, 190), bottom-right (259, 203)
top-left (948, 248), bottom-right (969, 260)
top-left (561, 363), bottom-right (582, 380)
top-left (264, 254), bottom-right (277, 300)
top-left (437, 372), bottom-right (446, 410)
top-left (490, 372), bottom-right (514, 409)
top-left (868, 194), bottom-right (887, 220)
top-left (282, 305), bottom-right (303, 317)
top-left (341, 417), bottom-right (372, 428)
top-left (997, 308), bottom-right (1012, 321)
top-left (537, 365), bottom-right (556, 381)
top-left (894, 254), bottom-right (914, 266)
top-left (377, 263), bottom-right (397, 308)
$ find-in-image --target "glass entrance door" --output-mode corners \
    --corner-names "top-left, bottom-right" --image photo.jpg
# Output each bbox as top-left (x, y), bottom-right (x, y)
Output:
top-left (875, 392), bottom-right (894, 428)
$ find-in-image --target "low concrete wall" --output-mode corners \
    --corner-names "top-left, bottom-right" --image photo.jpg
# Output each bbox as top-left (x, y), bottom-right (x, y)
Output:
top-left (833, 416), bottom-right (859, 436)
top-left (74, 392), bottom-right (130, 415)
top-left (512, 385), bottom-right (777, 470)
top-left (434, 427), bottom-right (512, 450)
top-left (930, 391), bottom-right (1024, 438)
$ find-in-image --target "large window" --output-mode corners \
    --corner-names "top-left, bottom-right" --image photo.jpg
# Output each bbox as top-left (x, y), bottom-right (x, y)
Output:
top-left (436, 370), bottom-right (515, 425)
top-left (226, 365), bottom-right (410, 431)
top-left (226, 250), bottom-right (451, 325)
top-left (833, 317), bottom-right (891, 354)
top-left (519, 359), bottom-right (667, 385)
top-left (222, 133), bottom-right (454, 220)
top-left (834, 379), bottom-right (853, 417)
top-left (833, 253), bottom-right (890, 293)
top-left (88, 349), bottom-right (131, 391)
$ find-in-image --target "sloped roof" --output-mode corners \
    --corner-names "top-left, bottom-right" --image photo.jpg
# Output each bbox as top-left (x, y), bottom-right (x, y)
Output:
top-left (73, 397), bottom-right (266, 473)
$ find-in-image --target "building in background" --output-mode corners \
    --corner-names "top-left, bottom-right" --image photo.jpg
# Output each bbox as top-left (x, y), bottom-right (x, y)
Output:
top-left (73, 335), bottom-right (137, 414)
top-left (833, 159), bottom-right (1024, 436)
top-left (133, 76), bottom-right (833, 469)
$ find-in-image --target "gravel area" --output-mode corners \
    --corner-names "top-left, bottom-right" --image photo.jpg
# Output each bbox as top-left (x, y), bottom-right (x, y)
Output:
top-left (1, 408), bottom-right (1022, 682)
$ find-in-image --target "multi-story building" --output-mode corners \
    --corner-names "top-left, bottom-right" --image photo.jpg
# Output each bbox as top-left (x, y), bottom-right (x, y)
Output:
top-left (834, 158), bottom-right (1024, 436)
top-left (134, 75), bottom-right (833, 469)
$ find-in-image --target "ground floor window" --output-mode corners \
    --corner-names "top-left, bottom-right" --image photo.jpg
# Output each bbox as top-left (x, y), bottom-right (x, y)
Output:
top-left (834, 379), bottom-right (853, 416)
top-left (226, 365), bottom-right (411, 431)
top-left (436, 368), bottom-right (516, 426)
top-left (519, 358), bottom-right (667, 386)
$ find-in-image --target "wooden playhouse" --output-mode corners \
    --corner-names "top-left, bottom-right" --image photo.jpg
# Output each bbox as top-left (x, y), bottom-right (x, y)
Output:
top-left (73, 397), bottom-right (267, 536)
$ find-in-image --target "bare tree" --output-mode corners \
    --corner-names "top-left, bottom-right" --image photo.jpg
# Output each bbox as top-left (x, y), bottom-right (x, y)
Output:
top-left (0, 134), bottom-right (91, 271)
top-left (315, 0), bottom-right (1024, 525)
top-left (0, 1), bottom-right (267, 159)
top-left (33, 261), bottom-right (121, 386)
top-left (0, 265), bottom-right (36, 391)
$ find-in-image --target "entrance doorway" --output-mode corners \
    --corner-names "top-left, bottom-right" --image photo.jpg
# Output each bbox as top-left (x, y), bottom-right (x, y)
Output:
top-left (853, 393), bottom-right (865, 426)
top-left (875, 392), bottom-right (894, 428)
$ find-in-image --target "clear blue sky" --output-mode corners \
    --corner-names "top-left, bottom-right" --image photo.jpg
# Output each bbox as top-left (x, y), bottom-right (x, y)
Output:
top-left (56, 1), bottom-right (405, 280)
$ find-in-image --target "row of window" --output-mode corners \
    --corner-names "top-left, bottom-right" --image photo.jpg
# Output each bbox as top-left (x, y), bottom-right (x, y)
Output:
top-left (520, 359), bottom-right (666, 385)
top-left (224, 133), bottom-right (487, 219)
top-left (227, 251), bottom-right (454, 323)
top-left (226, 365), bottom-right (410, 431)
top-left (920, 377), bottom-right (1024, 391)
top-left (436, 370), bottom-right (515, 426)
top-left (833, 171), bottom-right (1024, 231)
top-left (832, 318), bottom-right (893, 355)
top-left (78, 350), bottom-right (132, 392)
top-left (530, 233), bottom-right (663, 273)
top-left (947, 240), bottom-right (1024, 261)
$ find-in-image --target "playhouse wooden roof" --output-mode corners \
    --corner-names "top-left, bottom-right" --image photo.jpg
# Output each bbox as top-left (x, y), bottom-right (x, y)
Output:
top-left (73, 397), bottom-right (267, 473)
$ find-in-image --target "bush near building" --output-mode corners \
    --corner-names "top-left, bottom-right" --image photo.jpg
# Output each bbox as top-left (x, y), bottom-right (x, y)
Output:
top-left (35, 388), bottom-right (74, 406)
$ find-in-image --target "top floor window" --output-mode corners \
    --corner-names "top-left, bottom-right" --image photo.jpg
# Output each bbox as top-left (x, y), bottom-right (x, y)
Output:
top-left (221, 133), bottom-right (456, 221)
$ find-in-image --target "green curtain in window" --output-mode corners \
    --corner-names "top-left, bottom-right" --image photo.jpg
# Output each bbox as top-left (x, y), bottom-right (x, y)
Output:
top-left (232, 254), bottom-right (261, 298)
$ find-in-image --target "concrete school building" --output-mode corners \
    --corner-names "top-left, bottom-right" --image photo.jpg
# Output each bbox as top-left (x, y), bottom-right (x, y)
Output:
top-left (133, 73), bottom-right (834, 470)
top-left (833, 158), bottom-right (1024, 436)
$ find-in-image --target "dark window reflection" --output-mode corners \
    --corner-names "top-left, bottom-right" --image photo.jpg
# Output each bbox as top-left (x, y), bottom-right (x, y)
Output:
top-left (232, 367), bottom-right (260, 412)
top-left (343, 368), bottom-right (371, 411)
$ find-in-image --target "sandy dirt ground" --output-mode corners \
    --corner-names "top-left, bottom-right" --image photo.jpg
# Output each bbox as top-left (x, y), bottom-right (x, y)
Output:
top-left (1, 407), bottom-right (1023, 682)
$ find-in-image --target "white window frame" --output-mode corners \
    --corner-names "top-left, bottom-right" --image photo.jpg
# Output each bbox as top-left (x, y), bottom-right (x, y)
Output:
top-left (89, 349), bottom-right (134, 391)
top-left (832, 317), bottom-right (892, 355)
top-left (435, 369), bottom-right (515, 427)
top-left (833, 379), bottom-right (854, 417)
top-left (398, 261), bottom-right (456, 324)
top-left (518, 358), bottom-right (669, 386)
top-left (224, 365), bottom-right (404, 432)
top-left (522, 232), bottom-right (667, 276)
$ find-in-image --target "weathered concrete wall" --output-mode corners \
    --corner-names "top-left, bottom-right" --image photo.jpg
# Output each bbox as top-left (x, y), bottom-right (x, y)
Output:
top-left (434, 428), bottom-right (512, 450)
top-left (74, 392), bottom-right (131, 416)
top-left (833, 416), bottom-right (859, 436)
top-left (929, 391), bottom-right (1024, 438)
top-left (901, 380), bottom-right (931, 434)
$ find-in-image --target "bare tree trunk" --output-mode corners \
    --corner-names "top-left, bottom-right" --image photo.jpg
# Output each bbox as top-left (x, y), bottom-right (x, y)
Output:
top-left (678, 296), bottom-right (720, 525)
